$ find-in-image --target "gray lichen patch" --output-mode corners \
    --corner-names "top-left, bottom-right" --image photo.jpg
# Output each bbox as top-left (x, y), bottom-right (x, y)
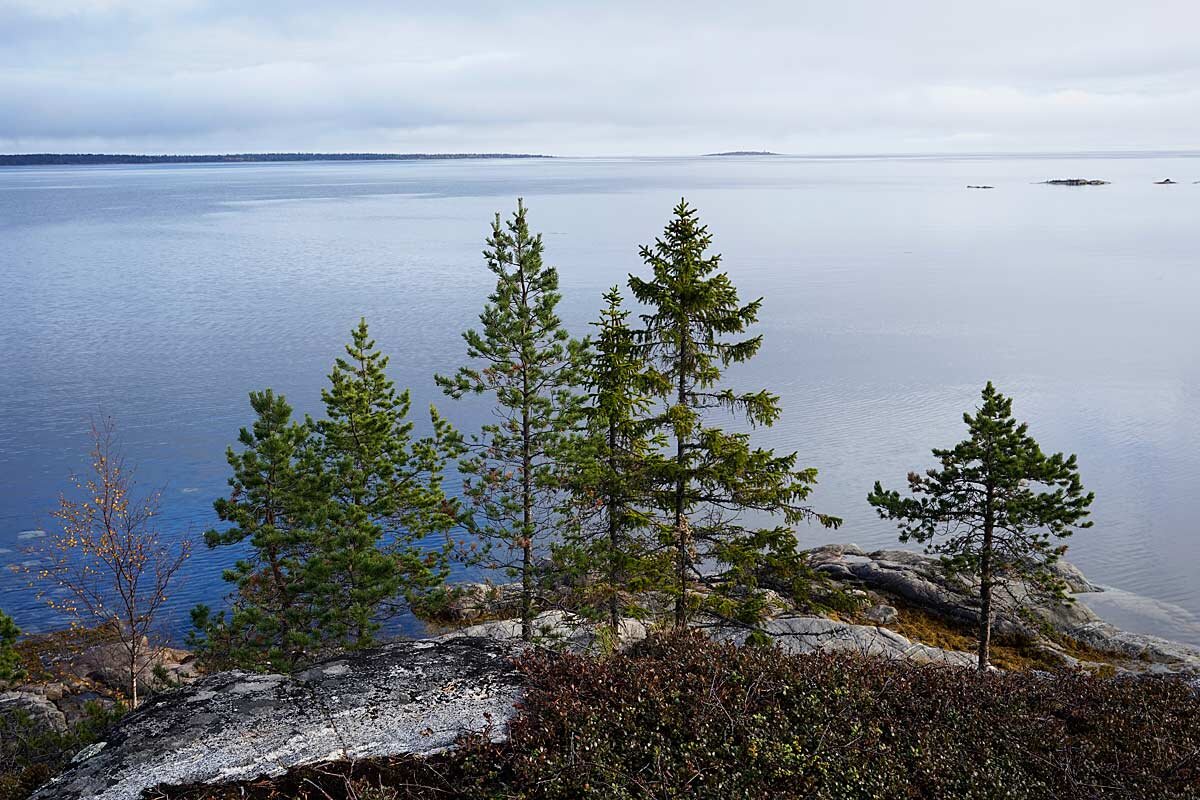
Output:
top-left (30, 637), bottom-right (523, 800)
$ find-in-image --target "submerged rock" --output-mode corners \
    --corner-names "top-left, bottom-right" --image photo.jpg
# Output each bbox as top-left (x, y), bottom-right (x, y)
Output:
top-left (30, 638), bottom-right (523, 800)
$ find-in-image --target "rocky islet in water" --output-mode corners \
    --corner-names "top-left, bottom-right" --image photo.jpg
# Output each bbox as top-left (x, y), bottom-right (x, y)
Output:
top-left (1042, 178), bottom-right (1111, 185)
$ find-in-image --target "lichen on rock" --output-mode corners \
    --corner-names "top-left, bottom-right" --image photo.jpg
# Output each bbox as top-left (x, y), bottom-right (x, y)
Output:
top-left (30, 638), bottom-right (523, 800)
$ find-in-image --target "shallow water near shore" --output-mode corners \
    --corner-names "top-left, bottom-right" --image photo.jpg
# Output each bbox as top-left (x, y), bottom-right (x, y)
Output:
top-left (2, 153), bottom-right (1198, 645)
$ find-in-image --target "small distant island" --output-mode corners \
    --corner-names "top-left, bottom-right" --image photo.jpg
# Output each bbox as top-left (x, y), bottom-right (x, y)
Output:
top-left (703, 150), bottom-right (780, 156)
top-left (0, 152), bottom-right (552, 167)
top-left (1041, 178), bottom-right (1110, 186)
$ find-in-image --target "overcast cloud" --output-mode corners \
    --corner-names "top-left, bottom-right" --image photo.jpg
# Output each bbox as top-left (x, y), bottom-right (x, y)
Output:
top-left (2, 1), bottom-right (1199, 155)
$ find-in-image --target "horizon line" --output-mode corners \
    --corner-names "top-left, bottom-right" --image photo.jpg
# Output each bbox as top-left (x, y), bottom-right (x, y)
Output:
top-left (3, 148), bottom-right (1200, 165)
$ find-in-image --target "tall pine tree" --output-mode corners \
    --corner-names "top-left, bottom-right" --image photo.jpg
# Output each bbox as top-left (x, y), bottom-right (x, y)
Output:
top-left (629, 199), bottom-right (840, 630)
top-left (868, 382), bottom-right (1094, 670)
top-left (556, 287), bottom-right (669, 635)
top-left (318, 319), bottom-right (461, 647)
top-left (437, 199), bottom-right (584, 641)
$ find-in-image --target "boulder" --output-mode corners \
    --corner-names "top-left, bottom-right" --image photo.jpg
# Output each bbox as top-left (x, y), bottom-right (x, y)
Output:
top-left (31, 637), bottom-right (523, 800)
top-left (1065, 621), bottom-right (1200, 675)
top-left (716, 616), bottom-right (977, 669)
top-left (65, 639), bottom-right (198, 695)
top-left (439, 610), bottom-right (648, 652)
top-left (863, 604), bottom-right (898, 625)
top-left (0, 690), bottom-right (69, 734)
top-left (440, 581), bottom-right (525, 623)
top-left (815, 547), bottom-right (1100, 638)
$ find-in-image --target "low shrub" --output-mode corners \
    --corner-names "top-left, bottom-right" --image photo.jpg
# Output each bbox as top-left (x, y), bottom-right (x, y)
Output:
top-left (0, 612), bottom-right (22, 683)
top-left (0, 701), bottom-right (124, 800)
top-left (158, 631), bottom-right (1200, 799)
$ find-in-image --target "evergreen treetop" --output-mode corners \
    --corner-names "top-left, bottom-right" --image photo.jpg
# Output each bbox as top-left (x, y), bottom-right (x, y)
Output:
top-left (317, 319), bottom-right (460, 644)
top-left (629, 199), bottom-right (840, 630)
top-left (436, 199), bottom-right (585, 640)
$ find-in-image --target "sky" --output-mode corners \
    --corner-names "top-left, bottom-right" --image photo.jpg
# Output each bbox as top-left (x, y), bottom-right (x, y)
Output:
top-left (2, 1), bottom-right (1199, 156)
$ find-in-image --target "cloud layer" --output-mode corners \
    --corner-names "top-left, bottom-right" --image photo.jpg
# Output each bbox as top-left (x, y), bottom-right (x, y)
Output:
top-left (2, 1), bottom-right (1199, 155)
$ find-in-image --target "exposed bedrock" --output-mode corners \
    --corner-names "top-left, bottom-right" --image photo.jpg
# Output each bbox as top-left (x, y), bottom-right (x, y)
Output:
top-left (30, 637), bottom-right (523, 800)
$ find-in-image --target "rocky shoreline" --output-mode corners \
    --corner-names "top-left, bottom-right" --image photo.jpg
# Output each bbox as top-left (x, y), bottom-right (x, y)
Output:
top-left (443, 544), bottom-right (1200, 677)
top-left (9, 544), bottom-right (1200, 799)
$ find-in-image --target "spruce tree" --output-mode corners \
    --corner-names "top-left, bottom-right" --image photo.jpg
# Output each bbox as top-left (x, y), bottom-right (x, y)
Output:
top-left (556, 287), bottom-right (670, 635)
top-left (318, 319), bottom-right (461, 647)
top-left (628, 199), bottom-right (840, 630)
top-left (190, 389), bottom-right (321, 670)
top-left (437, 199), bottom-right (584, 641)
top-left (868, 381), bottom-right (1094, 670)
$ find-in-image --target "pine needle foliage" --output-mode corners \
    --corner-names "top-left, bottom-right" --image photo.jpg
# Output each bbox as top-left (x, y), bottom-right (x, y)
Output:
top-left (437, 199), bottom-right (585, 641)
top-left (190, 389), bottom-right (324, 670)
top-left (555, 287), bottom-right (671, 634)
top-left (194, 321), bottom-right (461, 668)
top-left (317, 319), bottom-right (461, 646)
top-left (868, 381), bottom-right (1094, 670)
top-left (0, 610), bottom-right (21, 683)
top-left (628, 199), bottom-right (840, 630)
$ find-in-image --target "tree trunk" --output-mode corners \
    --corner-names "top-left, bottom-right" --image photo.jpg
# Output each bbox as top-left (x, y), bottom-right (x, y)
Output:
top-left (673, 363), bottom-right (688, 630)
top-left (977, 488), bottom-right (995, 672)
top-left (607, 423), bottom-right (620, 635)
top-left (262, 490), bottom-right (294, 665)
top-left (977, 567), bottom-right (993, 671)
top-left (521, 380), bottom-right (534, 642)
top-left (128, 637), bottom-right (140, 708)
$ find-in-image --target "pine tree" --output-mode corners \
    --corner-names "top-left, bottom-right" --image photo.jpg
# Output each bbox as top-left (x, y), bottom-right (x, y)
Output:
top-left (868, 381), bottom-right (1095, 670)
top-left (0, 609), bottom-right (22, 683)
top-left (628, 199), bottom-right (840, 630)
top-left (317, 319), bottom-right (461, 647)
top-left (437, 199), bottom-right (584, 641)
top-left (556, 287), bottom-right (670, 635)
top-left (195, 321), bottom-right (460, 666)
top-left (190, 389), bottom-right (321, 670)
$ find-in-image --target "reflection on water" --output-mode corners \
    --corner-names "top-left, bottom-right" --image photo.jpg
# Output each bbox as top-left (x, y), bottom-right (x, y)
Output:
top-left (1078, 588), bottom-right (1200, 648)
top-left (1, 154), bottom-right (1198, 644)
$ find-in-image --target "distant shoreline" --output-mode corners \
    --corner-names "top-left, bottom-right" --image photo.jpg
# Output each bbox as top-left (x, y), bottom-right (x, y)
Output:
top-left (0, 152), bottom-right (553, 167)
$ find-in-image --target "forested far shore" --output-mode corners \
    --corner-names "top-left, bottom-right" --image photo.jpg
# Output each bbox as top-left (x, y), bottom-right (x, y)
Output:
top-left (0, 153), bottom-right (553, 167)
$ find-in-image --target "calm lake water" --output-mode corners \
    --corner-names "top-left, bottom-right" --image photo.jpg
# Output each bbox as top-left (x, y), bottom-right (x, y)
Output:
top-left (2, 154), bottom-right (1198, 645)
